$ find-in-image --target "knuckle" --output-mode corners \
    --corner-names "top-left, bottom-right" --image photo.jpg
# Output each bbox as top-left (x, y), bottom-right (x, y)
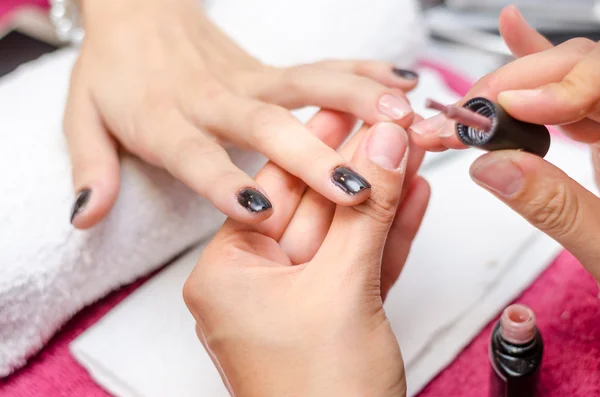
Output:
top-left (168, 138), bottom-right (223, 174)
top-left (183, 263), bottom-right (213, 316)
top-left (195, 80), bottom-right (228, 103)
top-left (479, 72), bottom-right (503, 98)
top-left (182, 246), bottom-right (235, 317)
top-left (182, 273), bottom-right (205, 313)
top-left (231, 65), bottom-right (275, 97)
top-left (248, 104), bottom-right (288, 142)
top-left (141, 83), bottom-right (172, 110)
top-left (351, 61), bottom-right (373, 76)
top-left (352, 192), bottom-right (398, 228)
top-left (559, 76), bottom-right (600, 116)
top-left (524, 182), bottom-right (581, 237)
top-left (278, 65), bottom-right (310, 93)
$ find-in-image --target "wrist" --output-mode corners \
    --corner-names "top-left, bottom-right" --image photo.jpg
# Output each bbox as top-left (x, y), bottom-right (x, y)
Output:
top-left (217, 340), bottom-right (406, 397)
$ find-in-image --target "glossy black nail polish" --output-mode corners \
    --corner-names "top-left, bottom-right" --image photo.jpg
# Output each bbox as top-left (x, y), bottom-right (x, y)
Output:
top-left (392, 68), bottom-right (419, 80)
top-left (237, 188), bottom-right (272, 213)
top-left (456, 97), bottom-right (550, 158)
top-left (331, 166), bottom-right (371, 195)
top-left (70, 189), bottom-right (91, 223)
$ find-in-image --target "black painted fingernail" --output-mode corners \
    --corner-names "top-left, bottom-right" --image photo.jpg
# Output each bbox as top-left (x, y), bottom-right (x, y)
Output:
top-left (70, 189), bottom-right (91, 223)
top-left (392, 68), bottom-right (419, 80)
top-left (331, 166), bottom-right (371, 195)
top-left (237, 188), bottom-right (272, 213)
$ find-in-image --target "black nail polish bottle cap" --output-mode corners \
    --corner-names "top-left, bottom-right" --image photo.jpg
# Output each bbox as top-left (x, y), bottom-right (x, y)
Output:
top-left (456, 97), bottom-right (551, 158)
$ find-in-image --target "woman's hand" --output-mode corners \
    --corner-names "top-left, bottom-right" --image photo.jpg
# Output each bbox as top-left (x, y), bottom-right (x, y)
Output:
top-left (183, 110), bottom-right (430, 397)
top-left (410, 6), bottom-right (600, 281)
top-left (410, 5), bottom-right (600, 150)
top-left (66, 0), bottom-right (418, 228)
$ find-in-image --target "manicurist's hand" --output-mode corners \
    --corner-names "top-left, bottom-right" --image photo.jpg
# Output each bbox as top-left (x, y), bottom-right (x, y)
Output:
top-left (410, 6), bottom-right (600, 281)
top-left (183, 109), bottom-right (430, 397)
top-left (66, 0), bottom-right (419, 228)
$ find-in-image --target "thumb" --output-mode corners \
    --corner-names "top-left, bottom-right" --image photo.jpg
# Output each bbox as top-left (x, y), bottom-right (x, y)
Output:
top-left (470, 150), bottom-right (600, 281)
top-left (315, 122), bottom-right (409, 280)
top-left (64, 87), bottom-right (120, 229)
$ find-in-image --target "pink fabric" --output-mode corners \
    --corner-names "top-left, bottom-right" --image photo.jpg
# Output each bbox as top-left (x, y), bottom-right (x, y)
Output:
top-left (417, 59), bottom-right (473, 97)
top-left (420, 251), bottom-right (600, 397)
top-left (0, 0), bottom-right (47, 23)
top-left (2, 252), bottom-right (599, 396)
top-left (2, 60), bottom-right (599, 396)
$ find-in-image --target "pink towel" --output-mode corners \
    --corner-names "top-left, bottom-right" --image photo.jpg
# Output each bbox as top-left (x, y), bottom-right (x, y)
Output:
top-left (0, 0), bottom-right (47, 19)
top-left (2, 252), bottom-right (599, 397)
top-left (421, 251), bottom-right (600, 396)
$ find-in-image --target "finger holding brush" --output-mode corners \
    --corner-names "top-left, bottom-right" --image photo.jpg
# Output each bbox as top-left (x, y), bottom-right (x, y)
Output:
top-left (410, 5), bottom-right (600, 151)
top-left (408, 5), bottom-right (600, 283)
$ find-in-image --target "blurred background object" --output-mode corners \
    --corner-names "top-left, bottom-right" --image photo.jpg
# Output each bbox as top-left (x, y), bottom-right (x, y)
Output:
top-left (0, 0), bottom-right (59, 77)
top-left (419, 0), bottom-right (600, 81)
top-left (422, 0), bottom-right (600, 53)
top-left (0, 30), bottom-right (57, 76)
top-left (447, 0), bottom-right (600, 25)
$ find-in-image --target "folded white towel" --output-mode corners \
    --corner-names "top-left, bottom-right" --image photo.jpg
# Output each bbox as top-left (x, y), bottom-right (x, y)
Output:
top-left (0, 0), bottom-right (426, 376)
top-left (0, 48), bottom-right (267, 377)
top-left (70, 138), bottom-right (595, 397)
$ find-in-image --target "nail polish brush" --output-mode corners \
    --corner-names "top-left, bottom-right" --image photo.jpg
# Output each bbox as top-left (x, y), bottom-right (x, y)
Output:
top-left (425, 97), bottom-right (551, 158)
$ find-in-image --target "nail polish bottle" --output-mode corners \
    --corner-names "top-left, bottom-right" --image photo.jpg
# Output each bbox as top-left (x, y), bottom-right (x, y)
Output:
top-left (456, 97), bottom-right (551, 158)
top-left (489, 304), bottom-right (543, 397)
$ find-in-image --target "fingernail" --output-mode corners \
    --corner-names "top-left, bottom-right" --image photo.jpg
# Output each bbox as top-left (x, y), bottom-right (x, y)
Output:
top-left (237, 188), bottom-right (272, 213)
top-left (470, 156), bottom-right (524, 197)
top-left (378, 94), bottom-right (412, 120)
top-left (367, 122), bottom-right (408, 170)
top-left (331, 166), bottom-right (371, 195)
top-left (498, 89), bottom-right (543, 105)
top-left (509, 5), bottom-right (524, 21)
top-left (70, 189), bottom-right (91, 223)
top-left (409, 113), bottom-right (447, 136)
top-left (392, 68), bottom-right (419, 80)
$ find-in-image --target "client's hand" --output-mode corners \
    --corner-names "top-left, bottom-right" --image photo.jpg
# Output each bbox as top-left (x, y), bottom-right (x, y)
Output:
top-left (66, 0), bottom-right (418, 228)
top-left (410, 6), bottom-right (600, 281)
top-left (183, 110), bottom-right (430, 397)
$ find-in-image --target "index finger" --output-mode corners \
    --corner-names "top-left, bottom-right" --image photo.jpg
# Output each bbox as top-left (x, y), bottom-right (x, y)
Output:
top-left (202, 95), bottom-right (374, 207)
top-left (498, 41), bottom-right (600, 126)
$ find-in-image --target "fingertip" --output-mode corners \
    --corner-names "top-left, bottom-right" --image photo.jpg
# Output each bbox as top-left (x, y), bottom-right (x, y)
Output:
top-left (498, 87), bottom-right (570, 125)
top-left (329, 165), bottom-right (373, 206)
top-left (70, 148), bottom-right (121, 228)
top-left (230, 206), bottom-right (275, 225)
top-left (499, 4), bottom-right (524, 29)
top-left (402, 176), bottom-right (431, 214)
top-left (390, 68), bottom-right (420, 91)
top-left (413, 175), bottom-right (431, 198)
top-left (218, 186), bottom-right (276, 226)
top-left (377, 92), bottom-right (415, 127)
top-left (439, 133), bottom-right (469, 150)
top-left (70, 177), bottom-right (120, 229)
top-left (408, 124), bottom-right (453, 153)
top-left (234, 187), bottom-right (274, 220)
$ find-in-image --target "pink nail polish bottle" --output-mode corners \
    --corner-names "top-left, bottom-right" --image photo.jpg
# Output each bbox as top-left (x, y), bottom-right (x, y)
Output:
top-left (489, 304), bottom-right (543, 397)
